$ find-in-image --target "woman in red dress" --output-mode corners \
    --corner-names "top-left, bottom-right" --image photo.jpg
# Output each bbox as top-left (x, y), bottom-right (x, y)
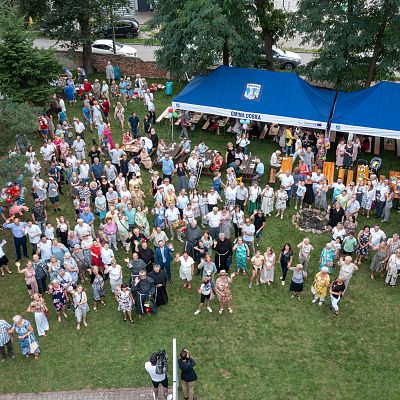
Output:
top-left (90, 239), bottom-right (103, 271)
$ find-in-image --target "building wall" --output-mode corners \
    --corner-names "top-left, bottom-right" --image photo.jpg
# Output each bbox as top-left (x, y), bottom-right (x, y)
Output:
top-left (55, 50), bottom-right (168, 79)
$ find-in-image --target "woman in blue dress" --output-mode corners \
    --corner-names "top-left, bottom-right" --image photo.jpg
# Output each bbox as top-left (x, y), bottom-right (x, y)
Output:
top-left (64, 82), bottom-right (75, 105)
top-left (9, 315), bottom-right (40, 359)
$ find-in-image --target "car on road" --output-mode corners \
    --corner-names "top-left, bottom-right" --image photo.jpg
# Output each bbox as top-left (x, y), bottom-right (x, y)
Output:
top-left (92, 40), bottom-right (138, 57)
top-left (98, 18), bottom-right (140, 39)
top-left (258, 46), bottom-right (302, 70)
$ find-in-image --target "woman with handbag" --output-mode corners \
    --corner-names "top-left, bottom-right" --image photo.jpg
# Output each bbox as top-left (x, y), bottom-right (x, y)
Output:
top-left (73, 285), bottom-right (90, 330)
top-left (26, 293), bottom-right (49, 337)
top-left (8, 315), bottom-right (40, 359)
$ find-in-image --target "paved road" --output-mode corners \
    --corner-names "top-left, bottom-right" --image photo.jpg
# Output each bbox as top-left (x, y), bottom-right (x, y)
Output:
top-left (0, 388), bottom-right (155, 400)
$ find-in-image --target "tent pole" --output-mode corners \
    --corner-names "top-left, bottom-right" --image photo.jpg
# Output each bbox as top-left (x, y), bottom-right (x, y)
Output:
top-left (325, 90), bottom-right (339, 139)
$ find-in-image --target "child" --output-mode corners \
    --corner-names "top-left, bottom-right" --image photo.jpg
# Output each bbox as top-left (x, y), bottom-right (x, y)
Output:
top-left (342, 231), bottom-right (358, 256)
top-left (188, 171), bottom-right (196, 191)
top-left (295, 180), bottom-right (306, 210)
top-left (194, 273), bottom-right (213, 315)
top-left (45, 223), bottom-right (55, 240)
top-left (249, 250), bottom-right (265, 288)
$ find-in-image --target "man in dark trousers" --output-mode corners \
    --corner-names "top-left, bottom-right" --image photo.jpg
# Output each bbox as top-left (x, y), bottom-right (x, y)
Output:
top-left (178, 348), bottom-right (197, 400)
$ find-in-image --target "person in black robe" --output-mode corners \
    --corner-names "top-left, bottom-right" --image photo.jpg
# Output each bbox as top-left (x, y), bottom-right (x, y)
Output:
top-left (212, 233), bottom-right (233, 273)
top-left (148, 264), bottom-right (168, 306)
top-left (131, 270), bottom-right (156, 316)
top-left (329, 203), bottom-right (345, 227)
top-left (138, 241), bottom-right (155, 273)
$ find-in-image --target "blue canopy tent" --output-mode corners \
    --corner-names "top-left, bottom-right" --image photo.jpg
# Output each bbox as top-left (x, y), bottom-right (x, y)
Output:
top-left (331, 81), bottom-right (400, 139)
top-left (172, 66), bottom-right (337, 130)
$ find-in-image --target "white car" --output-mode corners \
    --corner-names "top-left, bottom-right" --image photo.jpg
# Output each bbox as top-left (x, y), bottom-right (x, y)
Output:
top-left (92, 39), bottom-right (137, 58)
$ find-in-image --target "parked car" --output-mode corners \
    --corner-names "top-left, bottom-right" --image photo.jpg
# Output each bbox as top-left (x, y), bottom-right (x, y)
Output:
top-left (98, 18), bottom-right (140, 39)
top-left (258, 46), bottom-right (302, 70)
top-left (92, 40), bottom-right (138, 57)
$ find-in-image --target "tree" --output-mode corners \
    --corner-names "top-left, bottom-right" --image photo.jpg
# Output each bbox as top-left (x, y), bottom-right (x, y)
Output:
top-left (253, 0), bottom-right (287, 71)
top-left (294, 0), bottom-right (400, 90)
top-left (0, 100), bottom-right (41, 156)
top-left (42, 0), bottom-right (129, 74)
top-left (0, 7), bottom-right (60, 105)
top-left (150, 0), bottom-right (262, 79)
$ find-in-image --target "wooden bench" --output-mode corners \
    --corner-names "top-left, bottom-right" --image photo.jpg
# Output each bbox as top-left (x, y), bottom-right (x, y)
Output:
top-left (322, 161), bottom-right (335, 184)
top-left (346, 169), bottom-right (354, 186)
top-left (156, 107), bottom-right (170, 124)
top-left (337, 168), bottom-right (345, 181)
top-left (281, 156), bottom-right (293, 173)
top-left (202, 120), bottom-right (210, 130)
top-left (373, 137), bottom-right (381, 154)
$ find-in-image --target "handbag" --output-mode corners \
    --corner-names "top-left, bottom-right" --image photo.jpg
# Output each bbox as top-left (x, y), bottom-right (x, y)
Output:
top-left (28, 334), bottom-right (39, 354)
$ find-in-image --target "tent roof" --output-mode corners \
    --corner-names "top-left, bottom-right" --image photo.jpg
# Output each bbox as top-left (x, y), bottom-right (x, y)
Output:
top-left (331, 81), bottom-right (400, 139)
top-left (172, 66), bottom-right (336, 129)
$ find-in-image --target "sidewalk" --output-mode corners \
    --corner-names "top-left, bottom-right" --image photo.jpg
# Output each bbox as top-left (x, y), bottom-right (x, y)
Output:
top-left (0, 388), bottom-right (155, 400)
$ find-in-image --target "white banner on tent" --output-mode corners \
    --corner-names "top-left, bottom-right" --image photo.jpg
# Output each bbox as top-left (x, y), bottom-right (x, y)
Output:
top-left (332, 123), bottom-right (400, 139)
top-left (172, 101), bottom-right (328, 129)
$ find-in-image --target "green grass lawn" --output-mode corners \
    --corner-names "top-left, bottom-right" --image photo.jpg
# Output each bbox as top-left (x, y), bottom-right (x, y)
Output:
top-left (1, 78), bottom-right (400, 399)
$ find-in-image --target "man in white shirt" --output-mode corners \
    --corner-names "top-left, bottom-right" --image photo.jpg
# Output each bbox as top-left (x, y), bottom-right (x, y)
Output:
top-left (165, 205), bottom-right (181, 241)
top-left (204, 207), bottom-right (222, 240)
top-left (176, 190), bottom-right (189, 218)
top-left (26, 221), bottom-right (42, 255)
top-left (159, 178), bottom-right (175, 193)
top-left (79, 159), bottom-right (90, 183)
top-left (110, 144), bottom-right (126, 173)
top-left (375, 179), bottom-right (390, 218)
top-left (279, 170), bottom-right (294, 206)
top-left (145, 353), bottom-right (169, 400)
top-left (370, 224), bottom-right (386, 251)
top-left (270, 150), bottom-right (282, 168)
top-left (311, 170), bottom-right (325, 191)
top-left (73, 118), bottom-right (86, 139)
top-left (74, 219), bottom-right (91, 241)
top-left (57, 269), bottom-right (74, 294)
top-left (40, 141), bottom-right (55, 163)
top-left (141, 136), bottom-right (153, 153)
top-left (36, 236), bottom-right (52, 261)
top-left (72, 136), bottom-right (86, 161)
top-left (186, 152), bottom-right (198, 173)
top-left (206, 188), bottom-right (221, 212)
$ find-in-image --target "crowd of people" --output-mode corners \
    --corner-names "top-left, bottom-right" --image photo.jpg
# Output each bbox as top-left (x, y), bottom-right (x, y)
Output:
top-left (0, 68), bottom-right (398, 400)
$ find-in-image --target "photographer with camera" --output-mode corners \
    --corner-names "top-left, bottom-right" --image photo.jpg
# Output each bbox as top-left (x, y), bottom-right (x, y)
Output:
top-left (178, 349), bottom-right (197, 400)
top-left (145, 350), bottom-right (169, 400)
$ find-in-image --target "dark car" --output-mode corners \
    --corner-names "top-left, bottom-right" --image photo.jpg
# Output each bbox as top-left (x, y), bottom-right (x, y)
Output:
top-left (99, 19), bottom-right (140, 39)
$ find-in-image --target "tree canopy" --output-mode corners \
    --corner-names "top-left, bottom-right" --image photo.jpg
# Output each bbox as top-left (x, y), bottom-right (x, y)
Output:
top-left (0, 7), bottom-right (60, 105)
top-left (42, 0), bottom-right (129, 74)
top-left (150, 0), bottom-right (288, 78)
top-left (294, 0), bottom-right (400, 90)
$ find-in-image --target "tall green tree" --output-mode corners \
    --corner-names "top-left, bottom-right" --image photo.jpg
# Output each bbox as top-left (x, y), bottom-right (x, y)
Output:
top-left (42, 0), bottom-right (128, 74)
top-left (294, 0), bottom-right (400, 90)
top-left (151, 0), bottom-right (262, 78)
top-left (0, 7), bottom-right (60, 105)
top-left (253, 0), bottom-right (287, 71)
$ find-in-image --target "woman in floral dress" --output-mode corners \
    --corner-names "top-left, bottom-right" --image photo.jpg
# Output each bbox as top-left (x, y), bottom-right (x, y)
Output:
top-left (9, 315), bottom-right (40, 359)
top-left (355, 226), bottom-right (372, 265)
top-left (116, 283), bottom-right (134, 323)
top-left (190, 189), bottom-right (201, 218)
top-left (361, 180), bottom-right (375, 219)
top-left (275, 186), bottom-right (288, 219)
top-left (316, 135), bottom-right (328, 169)
top-left (370, 241), bottom-right (389, 280)
top-left (91, 266), bottom-right (106, 311)
top-left (311, 267), bottom-right (331, 306)
top-left (220, 207), bottom-right (232, 239)
top-left (233, 237), bottom-right (249, 275)
top-left (261, 184), bottom-right (274, 216)
top-left (215, 270), bottom-right (236, 314)
top-left (49, 280), bottom-right (67, 322)
top-left (26, 293), bottom-right (49, 337)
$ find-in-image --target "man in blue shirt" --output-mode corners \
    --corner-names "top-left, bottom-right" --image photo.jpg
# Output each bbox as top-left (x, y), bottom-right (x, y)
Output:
top-left (89, 157), bottom-right (103, 181)
top-left (253, 158), bottom-right (264, 182)
top-left (3, 218), bottom-right (28, 261)
top-left (161, 155), bottom-right (175, 181)
top-left (128, 112), bottom-right (140, 139)
top-left (80, 207), bottom-right (95, 236)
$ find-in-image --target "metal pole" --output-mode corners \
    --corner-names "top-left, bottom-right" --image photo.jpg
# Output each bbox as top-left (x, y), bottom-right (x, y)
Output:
top-left (172, 338), bottom-right (178, 400)
top-left (171, 115), bottom-right (174, 142)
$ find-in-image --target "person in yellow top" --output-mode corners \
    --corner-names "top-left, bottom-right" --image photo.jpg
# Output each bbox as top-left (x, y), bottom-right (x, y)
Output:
top-left (311, 267), bottom-right (331, 306)
top-left (285, 128), bottom-right (294, 156)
